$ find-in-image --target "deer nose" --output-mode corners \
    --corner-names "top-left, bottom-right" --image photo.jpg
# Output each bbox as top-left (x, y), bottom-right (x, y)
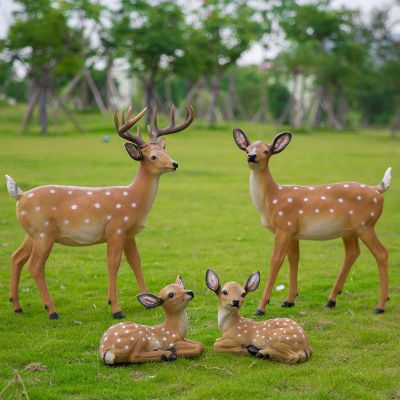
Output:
top-left (247, 154), bottom-right (256, 162)
top-left (172, 162), bottom-right (178, 169)
top-left (232, 300), bottom-right (240, 308)
top-left (186, 291), bottom-right (194, 298)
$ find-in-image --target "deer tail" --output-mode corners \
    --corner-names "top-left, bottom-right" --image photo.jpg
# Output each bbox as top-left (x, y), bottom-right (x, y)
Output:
top-left (375, 167), bottom-right (392, 193)
top-left (5, 175), bottom-right (23, 200)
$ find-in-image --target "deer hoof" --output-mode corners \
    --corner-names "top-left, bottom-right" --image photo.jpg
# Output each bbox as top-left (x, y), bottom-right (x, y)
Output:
top-left (112, 311), bottom-right (126, 319)
top-left (254, 309), bottom-right (265, 317)
top-left (161, 352), bottom-right (177, 361)
top-left (281, 301), bottom-right (295, 308)
top-left (246, 346), bottom-right (259, 356)
top-left (325, 300), bottom-right (336, 308)
top-left (373, 308), bottom-right (385, 314)
top-left (14, 308), bottom-right (23, 314)
top-left (255, 352), bottom-right (269, 359)
top-left (49, 312), bottom-right (59, 320)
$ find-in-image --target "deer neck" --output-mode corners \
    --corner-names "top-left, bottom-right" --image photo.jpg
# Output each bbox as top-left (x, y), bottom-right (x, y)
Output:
top-left (164, 310), bottom-right (189, 338)
top-left (128, 166), bottom-right (160, 222)
top-left (249, 163), bottom-right (277, 219)
top-left (218, 305), bottom-right (240, 333)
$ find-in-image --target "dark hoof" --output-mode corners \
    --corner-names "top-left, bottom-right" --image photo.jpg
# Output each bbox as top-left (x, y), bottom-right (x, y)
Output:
top-left (254, 309), bottom-right (265, 317)
top-left (281, 301), bottom-right (295, 308)
top-left (373, 308), bottom-right (385, 314)
top-left (255, 352), bottom-right (269, 359)
top-left (161, 353), bottom-right (177, 361)
top-left (49, 312), bottom-right (59, 320)
top-left (246, 346), bottom-right (259, 356)
top-left (14, 308), bottom-right (23, 314)
top-left (168, 346), bottom-right (176, 353)
top-left (325, 300), bottom-right (336, 308)
top-left (112, 311), bottom-right (126, 319)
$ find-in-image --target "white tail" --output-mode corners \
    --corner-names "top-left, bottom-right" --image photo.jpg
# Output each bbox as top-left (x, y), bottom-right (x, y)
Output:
top-left (5, 175), bottom-right (23, 200)
top-left (233, 128), bottom-right (390, 315)
top-left (99, 276), bottom-right (203, 364)
top-left (205, 270), bottom-right (312, 363)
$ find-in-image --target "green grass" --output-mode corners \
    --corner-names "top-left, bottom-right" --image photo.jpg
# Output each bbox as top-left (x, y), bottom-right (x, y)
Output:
top-left (0, 105), bottom-right (399, 399)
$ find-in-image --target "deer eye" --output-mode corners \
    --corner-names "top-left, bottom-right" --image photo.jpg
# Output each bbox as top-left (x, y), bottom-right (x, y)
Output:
top-left (222, 290), bottom-right (228, 295)
top-left (168, 292), bottom-right (175, 298)
top-left (241, 292), bottom-right (246, 298)
top-left (151, 155), bottom-right (157, 160)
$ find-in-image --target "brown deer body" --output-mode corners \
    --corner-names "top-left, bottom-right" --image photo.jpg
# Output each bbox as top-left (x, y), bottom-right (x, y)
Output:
top-left (205, 270), bottom-right (312, 363)
top-left (99, 276), bottom-right (203, 364)
top-left (6, 106), bottom-right (194, 319)
top-left (233, 129), bottom-right (391, 315)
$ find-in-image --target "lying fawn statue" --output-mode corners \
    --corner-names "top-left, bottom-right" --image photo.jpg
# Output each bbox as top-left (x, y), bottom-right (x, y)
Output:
top-left (206, 269), bottom-right (312, 363)
top-left (99, 276), bottom-right (203, 364)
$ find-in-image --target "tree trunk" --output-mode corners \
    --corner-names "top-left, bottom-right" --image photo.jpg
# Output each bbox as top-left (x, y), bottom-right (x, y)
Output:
top-left (20, 85), bottom-right (39, 133)
top-left (84, 70), bottom-right (106, 114)
top-left (208, 70), bottom-right (221, 125)
top-left (38, 66), bottom-right (51, 134)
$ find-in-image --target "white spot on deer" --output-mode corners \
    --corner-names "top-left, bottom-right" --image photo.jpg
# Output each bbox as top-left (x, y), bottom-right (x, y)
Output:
top-left (95, 203), bottom-right (101, 208)
top-left (272, 199), bottom-right (278, 204)
top-left (71, 204), bottom-right (78, 210)
top-left (303, 197), bottom-right (309, 202)
top-left (85, 218), bottom-right (90, 224)
top-left (326, 186), bottom-right (331, 190)
top-left (123, 216), bottom-right (129, 222)
top-left (162, 337), bottom-right (167, 341)
top-left (288, 197), bottom-right (293, 203)
top-left (373, 198), bottom-right (378, 203)
top-left (114, 332), bottom-right (118, 336)
top-left (238, 333), bottom-right (241, 337)
top-left (338, 198), bottom-right (344, 203)
top-left (315, 208), bottom-right (320, 213)
top-left (44, 221), bottom-right (49, 226)
top-left (293, 186), bottom-right (298, 190)
top-left (244, 330), bottom-right (247, 333)
top-left (64, 219), bottom-right (69, 225)
top-left (50, 189), bottom-right (55, 194)
top-left (348, 210), bottom-right (354, 215)
top-left (288, 221), bottom-right (292, 226)
top-left (321, 196), bottom-right (326, 200)
top-left (130, 337), bottom-right (134, 341)
top-left (107, 215), bottom-right (112, 221)
top-left (308, 187), bottom-right (314, 191)
top-left (278, 211), bottom-right (283, 216)
top-left (131, 202), bottom-right (136, 208)
top-left (124, 345), bottom-right (129, 350)
top-left (360, 184), bottom-right (365, 188)
top-left (39, 232), bottom-right (46, 238)
top-left (68, 191), bottom-right (73, 195)
top-left (357, 196), bottom-right (362, 201)
top-left (278, 186), bottom-right (283, 190)
top-left (27, 193), bottom-right (35, 198)
top-left (105, 191), bottom-right (111, 196)
top-left (117, 338), bottom-right (121, 343)
top-left (172, 333), bottom-right (176, 338)
top-left (35, 206), bottom-right (40, 212)
top-left (361, 221), bottom-right (366, 226)
top-left (370, 212), bottom-right (375, 217)
top-left (52, 206), bottom-right (57, 211)
top-left (87, 191), bottom-right (93, 196)
top-left (21, 210), bottom-right (26, 216)
top-left (298, 210), bottom-right (304, 214)
top-left (329, 208), bottom-right (334, 213)
top-left (116, 203), bottom-right (122, 209)
top-left (123, 191), bottom-right (128, 196)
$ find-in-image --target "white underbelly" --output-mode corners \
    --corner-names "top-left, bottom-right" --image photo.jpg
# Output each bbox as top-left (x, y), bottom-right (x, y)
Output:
top-left (295, 219), bottom-right (351, 240)
top-left (57, 224), bottom-right (105, 245)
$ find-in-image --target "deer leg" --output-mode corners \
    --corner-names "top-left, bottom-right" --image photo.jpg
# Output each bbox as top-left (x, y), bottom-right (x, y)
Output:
top-left (255, 231), bottom-right (292, 316)
top-left (213, 338), bottom-right (249, 355)
top-left (326, 234), bottom-right (360, 308)
top-left (107, 234), bottom-right (125, 319)
top-left (129, 349), bottom-right (176, 363)
top-left (357, 228), bottom-right (389, 314)
top-left (27, 239), bottom-right (58, 319)
top-left (10, 235), bottom-right (33, 313)
top-left (124, 237), bottom-right (148, 293)
top-left (172, 340), bottom-right (203, 357)
top-left (283, 239), bottom-right (299, 307)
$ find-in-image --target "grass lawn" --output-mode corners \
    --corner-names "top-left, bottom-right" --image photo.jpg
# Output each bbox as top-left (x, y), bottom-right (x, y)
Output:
top-left (0, 105), bottom-right (399, 399)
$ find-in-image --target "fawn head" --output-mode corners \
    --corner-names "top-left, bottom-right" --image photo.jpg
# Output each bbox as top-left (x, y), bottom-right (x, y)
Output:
top-left (233, 129), bottom-right (292, 171)
top-left (205, 269), bottom-right (260, 311)
top-left (137, 276), bottom-right (195, 313)
top-left (114, 106), bottom-right (195, 175)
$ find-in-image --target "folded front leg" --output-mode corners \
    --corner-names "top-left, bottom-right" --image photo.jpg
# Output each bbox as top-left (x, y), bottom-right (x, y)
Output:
top-left (213, 337), bottom-right (248, 355)
top-left (173, 340), bottom-right (203, 357)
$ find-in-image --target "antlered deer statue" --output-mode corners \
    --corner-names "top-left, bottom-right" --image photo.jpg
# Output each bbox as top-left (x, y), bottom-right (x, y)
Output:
top-left (233, 129), bottom-right (391, 315)
top-left (6, 105), bottom-right (194, 319)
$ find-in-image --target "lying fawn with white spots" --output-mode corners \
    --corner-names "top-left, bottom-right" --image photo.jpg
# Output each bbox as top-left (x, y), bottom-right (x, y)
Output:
top-left (99, 276), bottom-right (203, 364)
top-left (233, 128), bottom-right (391, 315)
top-left (6, 105), bottom-right (194, 319)
top-left (205, 270), bottom-right (312, 363)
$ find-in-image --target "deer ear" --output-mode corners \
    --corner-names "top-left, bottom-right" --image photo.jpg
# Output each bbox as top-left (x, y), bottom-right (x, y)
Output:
top-left (176, 275), bottom-right (184, 287)
top-left (125, 143), bottom-right (143, 161)
top-left (205, 269), bottom-right (220, 293)
top-left (136, 293), bottom-right (163, 308)
top-left (270, 132), bottom-right (292, 154)
top-left (159, 138), bottom-right (166, 149)
top-left (233, 128), bottom-right (250, 151)
top-left (244, 271), bottom-right (260, 293)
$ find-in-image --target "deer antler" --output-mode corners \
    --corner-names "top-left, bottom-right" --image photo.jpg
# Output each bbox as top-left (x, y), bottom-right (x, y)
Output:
top-left (114, 106), bottom-right (148, 148)
top-left (148, 105), bottom-right (195, 143)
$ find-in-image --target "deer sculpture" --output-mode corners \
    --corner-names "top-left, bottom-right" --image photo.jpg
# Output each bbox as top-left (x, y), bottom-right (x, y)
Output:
top-left (99, 276), bottom-right (203, 364)
top-left (205, 269), bottom-right (312, 363)
top-left (233, 129), bottom-right (391, 316)
top-left (6, 105), bottom-right (194, 319)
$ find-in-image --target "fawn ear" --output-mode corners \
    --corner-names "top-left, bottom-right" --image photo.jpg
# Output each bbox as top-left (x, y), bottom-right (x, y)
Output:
top-left (137, 293), bottom-right (163, 308)
top-left (125, 143), bottom-right (143, 161)
top-left (270, 132), bottom-right (292, 154)
top-left (176, 275), bottom-right (184, 287)
top-left (159, 138), bottom-right (166, 149)
top-left (205, 269), bottom-right (220, 293)
top-left (233, 128), bottom-right (250, 151)
top-left (244, 271), bottom-right (260, 293)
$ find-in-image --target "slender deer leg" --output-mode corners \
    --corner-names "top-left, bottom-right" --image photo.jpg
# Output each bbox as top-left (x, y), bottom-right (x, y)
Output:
top-left (10, 235), bottom-right (33, 313)
top-left (27, 239), bottom-right (58, 319)
top-left (173, 340), bottom-right (203, 357)
top-left (283, 239), bottom-right (299, 307)
top-left (107, 234), bottom-right (125, 318)
top-left (214, 338), bottom-right (249, 355)
top-left (124, 237), bottom-right (148, 293)
top-left (255, 231), bottom-right (292, 316)
top-left (357, 228), bottom-right (389, 313)
top-left (129, 349), bottom-right (176, 362)
top-left (326, 234), bottom-right (360, 308)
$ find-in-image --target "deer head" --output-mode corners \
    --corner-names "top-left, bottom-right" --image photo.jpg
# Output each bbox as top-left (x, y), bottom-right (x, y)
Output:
top-left (114, 105), bottom-right (195, 175)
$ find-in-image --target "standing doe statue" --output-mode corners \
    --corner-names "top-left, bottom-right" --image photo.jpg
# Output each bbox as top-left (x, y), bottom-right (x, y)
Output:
top-left (6, 105), bottom-right (194, 319)
top-left (233, 128), bottom-right (391, 315)
top-left (99, 276), bottom-right (203, 364)
top-left (205, 269), bottom-right (312, 363)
